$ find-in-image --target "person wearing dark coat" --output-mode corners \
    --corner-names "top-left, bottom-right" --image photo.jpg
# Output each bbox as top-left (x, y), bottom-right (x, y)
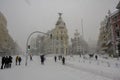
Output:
top-left (95, 55), bottom-right (98, 60)
top-left (18, 57), bottom-right (22, 65)
top-left (40, 55), bottom-right (45, 65)
top-left (62, 57), bottom-right (65, 65)
top-left (8, 56), bottom-right (12, 68)
top-left (4, 56), bottom-right (9, 68)
top-left (1, 56), bottom-right (5, 69)
top-left (54, 56), bottom-right (57, 62)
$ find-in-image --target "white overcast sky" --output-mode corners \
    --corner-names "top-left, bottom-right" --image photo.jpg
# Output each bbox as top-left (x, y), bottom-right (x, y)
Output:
top-left (0, 0), bottom-right (119, 51)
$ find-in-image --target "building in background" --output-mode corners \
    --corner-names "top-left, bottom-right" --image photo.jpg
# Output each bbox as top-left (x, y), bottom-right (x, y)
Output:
top-left (97, 1), bottom-right (120, 57)
top-left (111, 1), bottom-right (120, 57)
top-left (97, 14), bottom-right (113, 55)
top-left (71, 30), bottom-right (88, 55)
top-left (0, 11), bottom-right (16, 55)
top-left (35, 13), bottom-right (69, 55)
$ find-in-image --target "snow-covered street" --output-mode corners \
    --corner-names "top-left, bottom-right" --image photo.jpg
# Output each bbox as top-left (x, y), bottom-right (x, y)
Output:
top-left (1, 0), bottom-right (120, 80)
top-left (0, 55), bottom-right (120, 80)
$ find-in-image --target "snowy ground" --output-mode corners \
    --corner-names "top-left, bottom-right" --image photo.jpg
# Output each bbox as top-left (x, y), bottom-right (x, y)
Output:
top-left (0, 55), bottom-right (120, 80)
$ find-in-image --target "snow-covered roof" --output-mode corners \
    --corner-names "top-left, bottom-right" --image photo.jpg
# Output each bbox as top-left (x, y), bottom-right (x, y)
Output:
top-left (110, 10), bottom-right (119, 17)
top-left (116, 1), bottom-right (120, 9)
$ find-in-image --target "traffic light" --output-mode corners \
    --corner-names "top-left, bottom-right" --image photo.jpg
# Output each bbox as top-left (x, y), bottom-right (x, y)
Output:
top-left (28, 45), bottom-right (30, 50)
top-left (50, 34), bottom-right (52, 39)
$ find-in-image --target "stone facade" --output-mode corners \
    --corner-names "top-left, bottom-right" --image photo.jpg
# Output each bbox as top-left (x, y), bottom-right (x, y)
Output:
top-left (97, 1), bottom-right (120, 57)
top-left (111, 2), bottom-right (120, 57)
top-left (0, 11), bottom-right (15, 55)
top-left (71, 30), bottom-right (88, 55)
top-left (36, 13), bottom-right (68, 55)
top-left (97, 15), bottom-right (113, 55)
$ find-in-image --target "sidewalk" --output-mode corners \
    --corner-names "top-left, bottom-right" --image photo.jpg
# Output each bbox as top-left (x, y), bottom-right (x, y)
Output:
top-left (65, 58), bottom-right (120, 80)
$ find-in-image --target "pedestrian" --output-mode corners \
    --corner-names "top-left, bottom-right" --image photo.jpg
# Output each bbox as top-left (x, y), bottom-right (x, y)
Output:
top-left (8, 56), bottom-right (12, 68)
top-left (16, 56), bottom-right (19, 65)
top-left (62, 57), bottom-right (65, 65)
top-left (4, 56), bottom-right (9, 68)
top-left (18, 57), bottom-right (22, 65)
top-left (95, 55), bottom-right (98, 60)
top-left (40, 55), bottom-right (45, 65)
top-left (54, 56), bottom-right (57, 62)
top-left (1, 56), bottom-right (5, 69)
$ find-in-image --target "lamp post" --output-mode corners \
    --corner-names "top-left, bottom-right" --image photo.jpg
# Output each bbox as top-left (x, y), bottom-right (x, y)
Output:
top-left (25, 31), bottom-right (48, 66)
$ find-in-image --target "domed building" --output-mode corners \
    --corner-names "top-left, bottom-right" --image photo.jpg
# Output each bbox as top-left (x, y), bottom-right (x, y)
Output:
top-left (36, 13), bottom-right (69, 55)
top-left (52, 13), bottom-right (69, 55)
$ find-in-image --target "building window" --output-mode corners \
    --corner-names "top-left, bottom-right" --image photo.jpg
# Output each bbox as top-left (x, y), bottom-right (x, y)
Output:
top-left (116, 31), bottom-right (120, 37)
top-left (114, 16), bottom-right (117, 21)
top-left (115, 24), bottom-right (119, 30)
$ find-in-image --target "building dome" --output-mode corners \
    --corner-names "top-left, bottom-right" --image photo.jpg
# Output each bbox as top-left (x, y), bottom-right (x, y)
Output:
top-left (56, 13), bottom-right (66, 26)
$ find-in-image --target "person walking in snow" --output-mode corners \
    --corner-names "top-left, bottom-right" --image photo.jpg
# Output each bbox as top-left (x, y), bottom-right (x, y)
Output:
top-left (40, 55), bottom-right (45, 65)
top-left (62, 57), bottom-right (65, 65)
top-left (16, 56), bottom-right (19, 65)
top-left (1, 56), bottom-right (5, 69)
top-left (18, 57), bottom-right (22, 65)
top-left (4, 56), bottom-right (9, 68)
top-left (8, 56), bottom-right (12, 68)
top-left (95, 55), bottom-right (98, 60)
top-left (54, 56), bottom-right (57, 62)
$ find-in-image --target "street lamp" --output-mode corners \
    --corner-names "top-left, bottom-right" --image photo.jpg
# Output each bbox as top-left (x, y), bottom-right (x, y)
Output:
top-left (25, 31), bottom-right (48, 66)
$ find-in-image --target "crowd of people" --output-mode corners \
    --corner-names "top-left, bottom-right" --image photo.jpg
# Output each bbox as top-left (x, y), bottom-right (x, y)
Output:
top-left (39, 54), bottom-right (66, 65)
top-left (1, 54), bottom-right (66, 70)
top-left (0, 55), bottom-right (23, 70)
top-left (1, 56), bottom-right (13, 69)
top-left (54, 55), bottom-right (66, 65)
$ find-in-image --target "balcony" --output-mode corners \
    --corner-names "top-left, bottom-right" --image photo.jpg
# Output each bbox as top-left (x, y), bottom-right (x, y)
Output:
top-left (115, 26), bottom-right (119, 30)
top-left (116, 37), bottom-right (120, 41)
